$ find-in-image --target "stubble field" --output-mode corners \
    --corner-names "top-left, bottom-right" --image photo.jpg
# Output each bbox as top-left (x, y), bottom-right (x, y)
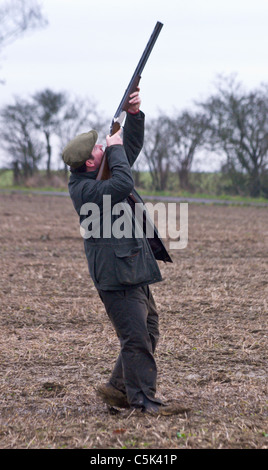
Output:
top-left (0, 192), bottom-right (267, 449)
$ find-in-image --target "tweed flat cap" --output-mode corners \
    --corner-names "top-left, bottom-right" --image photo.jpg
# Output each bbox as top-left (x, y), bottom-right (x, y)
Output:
top-left (62, 130), bottom-right (98, 168)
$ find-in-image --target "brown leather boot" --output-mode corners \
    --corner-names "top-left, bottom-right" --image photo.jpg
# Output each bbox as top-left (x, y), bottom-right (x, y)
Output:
top-left (143, 400), bottom-right (191, 416)
top-left (96, 383), bottom-right (130, 408)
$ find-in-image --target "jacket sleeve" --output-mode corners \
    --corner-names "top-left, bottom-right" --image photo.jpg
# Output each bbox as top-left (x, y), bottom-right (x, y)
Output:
top-left (82, 144), bottom-right (134, 206)
top-left (123, 111), bottom-right (145, 167)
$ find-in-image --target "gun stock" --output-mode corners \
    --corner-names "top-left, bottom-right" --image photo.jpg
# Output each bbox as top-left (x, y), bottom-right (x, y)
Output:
top-left (96, 21), bottom-right (163, 181)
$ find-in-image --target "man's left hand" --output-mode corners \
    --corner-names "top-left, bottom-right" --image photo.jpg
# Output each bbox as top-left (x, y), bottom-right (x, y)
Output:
top-left (127, 87), bottom-right (141, 114)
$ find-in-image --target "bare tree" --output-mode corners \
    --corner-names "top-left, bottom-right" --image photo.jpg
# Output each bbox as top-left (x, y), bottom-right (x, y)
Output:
top-left (0, 96), bottom-right (44, 183)
top-left (142, 115), bottom-right (172, 191)
top-left (0, 0), bottom-right (47, 48)
top-left (32, 89), bottom-right (67, 176)
top-left (201, 76), bottom-right (268, 197)
top-left (169, 111), bottom-right (209, 190)
top-left (0, 89), bottom-right (106, 182)
top-left (0, 0), bottom-right (47, 83)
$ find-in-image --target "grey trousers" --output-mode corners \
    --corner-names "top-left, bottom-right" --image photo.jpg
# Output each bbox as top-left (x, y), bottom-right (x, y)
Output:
top-left (98, 285), bottom-right (162, 408)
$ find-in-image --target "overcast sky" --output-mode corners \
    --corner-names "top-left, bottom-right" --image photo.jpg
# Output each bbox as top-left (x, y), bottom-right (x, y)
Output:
top-left (1, 0), bottom-right (268, 169)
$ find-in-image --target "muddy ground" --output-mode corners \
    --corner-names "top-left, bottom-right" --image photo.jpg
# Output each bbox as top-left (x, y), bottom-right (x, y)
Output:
top-left (0, 192), bottom-right (267, 449)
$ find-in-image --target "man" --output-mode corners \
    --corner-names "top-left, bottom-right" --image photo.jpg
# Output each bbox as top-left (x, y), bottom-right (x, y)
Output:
top-left (63, 90), bottom-right (189, 415)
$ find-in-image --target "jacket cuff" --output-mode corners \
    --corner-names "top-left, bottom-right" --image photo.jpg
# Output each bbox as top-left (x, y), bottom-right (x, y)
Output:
top-left (127, 109), bottom-right (140, 115)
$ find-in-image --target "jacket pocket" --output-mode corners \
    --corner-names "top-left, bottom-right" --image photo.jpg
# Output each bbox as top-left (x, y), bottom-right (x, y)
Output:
top-left (113, 244), bottom-right (151, 286)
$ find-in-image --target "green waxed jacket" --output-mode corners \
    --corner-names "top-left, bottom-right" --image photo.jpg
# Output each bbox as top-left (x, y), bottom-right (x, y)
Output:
top-left (68, 111), bottom-right (172, 291)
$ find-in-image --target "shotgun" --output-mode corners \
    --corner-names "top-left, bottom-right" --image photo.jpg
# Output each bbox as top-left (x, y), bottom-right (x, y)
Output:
top-left (96, 21), bottom-right (163, 181)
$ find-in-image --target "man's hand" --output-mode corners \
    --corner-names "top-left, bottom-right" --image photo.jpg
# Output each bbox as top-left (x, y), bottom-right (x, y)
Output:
top-left (127, 87), bottom-right (141, 114)
top-left (106, 128), bottom-right (123, 147)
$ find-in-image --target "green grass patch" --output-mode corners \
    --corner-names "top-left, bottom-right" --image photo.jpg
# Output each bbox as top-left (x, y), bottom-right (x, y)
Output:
top-left (138, 188), bottom-right (268, 204)
top-left (0, 169), bottom-right (267, 203)
top-left (0, 169), bottom-right (13, 187)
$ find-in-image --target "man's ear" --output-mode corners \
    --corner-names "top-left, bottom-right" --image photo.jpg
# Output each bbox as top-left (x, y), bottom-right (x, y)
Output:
top-left (85, 158), bottom-right (94, 168)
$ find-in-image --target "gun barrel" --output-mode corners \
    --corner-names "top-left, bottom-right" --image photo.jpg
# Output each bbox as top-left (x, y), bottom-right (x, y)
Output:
top-left (113, 21), bottom-right (163, 120)
top-left (97, 21), bottom-right (163, 181)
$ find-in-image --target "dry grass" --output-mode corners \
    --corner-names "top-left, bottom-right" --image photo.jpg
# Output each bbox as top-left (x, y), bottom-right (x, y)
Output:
top-left (0, 192), bottom-right (267, 449)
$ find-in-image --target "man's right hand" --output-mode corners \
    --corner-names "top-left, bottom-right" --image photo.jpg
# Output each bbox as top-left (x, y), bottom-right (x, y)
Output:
top-left (106, 128), bottom-right (123, 147)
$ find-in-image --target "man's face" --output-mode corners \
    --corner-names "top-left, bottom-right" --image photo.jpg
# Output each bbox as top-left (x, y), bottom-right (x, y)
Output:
top-left (86, 144), bottom-right (104, 171)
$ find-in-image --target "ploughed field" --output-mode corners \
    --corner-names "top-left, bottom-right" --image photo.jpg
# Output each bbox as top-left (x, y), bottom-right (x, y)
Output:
top-left (0, 192), bottom-right (267, 449)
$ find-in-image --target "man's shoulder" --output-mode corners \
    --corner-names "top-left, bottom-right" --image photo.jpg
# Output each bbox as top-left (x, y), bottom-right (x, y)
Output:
top-left (69, 174), bottom-right (96, 196)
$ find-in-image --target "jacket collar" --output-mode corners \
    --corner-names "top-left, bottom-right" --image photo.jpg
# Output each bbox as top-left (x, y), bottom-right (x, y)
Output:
top-left (69, 169), bottom-right (99, 183)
